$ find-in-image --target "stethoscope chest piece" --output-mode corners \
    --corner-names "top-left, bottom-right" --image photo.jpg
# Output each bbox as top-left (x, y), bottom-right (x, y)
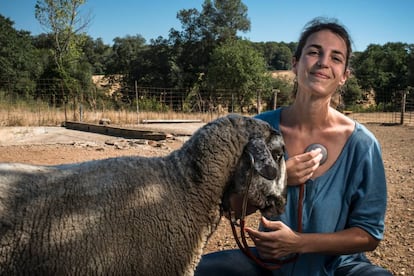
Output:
top-left (305, 143), bottom-right (328, 165)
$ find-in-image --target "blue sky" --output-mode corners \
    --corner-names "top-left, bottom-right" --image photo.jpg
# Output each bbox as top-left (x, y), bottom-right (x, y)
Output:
top-left (1, 0), bottom-right (413, 52)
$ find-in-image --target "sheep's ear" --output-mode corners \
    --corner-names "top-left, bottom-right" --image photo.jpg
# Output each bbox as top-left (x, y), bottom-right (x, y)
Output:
top-left (245, 138), bottom-right (277, 180)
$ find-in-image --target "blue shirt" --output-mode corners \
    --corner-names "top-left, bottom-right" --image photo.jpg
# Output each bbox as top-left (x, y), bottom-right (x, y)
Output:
top-left (255, 108), bottom-right (387, 276)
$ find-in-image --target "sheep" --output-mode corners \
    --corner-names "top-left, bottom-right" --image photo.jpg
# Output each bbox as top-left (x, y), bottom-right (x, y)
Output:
top-left (0, 114), bottom-right (287, 276)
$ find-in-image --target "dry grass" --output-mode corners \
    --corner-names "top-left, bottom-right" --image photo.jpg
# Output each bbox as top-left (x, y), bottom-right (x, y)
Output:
top-left (0, 106), bottom-right (226, 127)
top-left (349, 112), bottom-right (414, 126)
top-left (1, 105), bottom-right (412, 127)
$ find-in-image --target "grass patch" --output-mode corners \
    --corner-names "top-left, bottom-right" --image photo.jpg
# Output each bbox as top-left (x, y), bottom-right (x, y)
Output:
top-left (0, 105), bottom-right (227, 126)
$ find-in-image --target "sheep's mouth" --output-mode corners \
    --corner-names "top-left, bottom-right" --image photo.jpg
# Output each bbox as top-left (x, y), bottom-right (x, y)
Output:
top-left (222, 193), bottom-right (286, 220)
top-left (257, 195), bottom-right (286, 219)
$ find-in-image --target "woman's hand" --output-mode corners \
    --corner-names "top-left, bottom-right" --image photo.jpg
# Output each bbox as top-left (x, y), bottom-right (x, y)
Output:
top-left (246, 218), bottom-right (380, 258)
top-left (286, 149), bottom-right (323, 186)
top-left (245, 217), bottom-right (301, 260)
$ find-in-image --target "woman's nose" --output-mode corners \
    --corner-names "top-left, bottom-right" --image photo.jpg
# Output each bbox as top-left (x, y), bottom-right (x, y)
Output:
top-left (317, 55), bottom-right (329, 67)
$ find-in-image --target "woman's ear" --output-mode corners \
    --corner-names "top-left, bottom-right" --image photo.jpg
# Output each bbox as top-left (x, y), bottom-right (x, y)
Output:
top-left (292, 57), bottom-right (298, 75)
top-left (339, 68), bottom-right (350, 86)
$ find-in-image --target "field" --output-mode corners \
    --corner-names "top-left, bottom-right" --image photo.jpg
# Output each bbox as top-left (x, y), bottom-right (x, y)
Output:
top-left (0, 122), bottom-right (412, 275)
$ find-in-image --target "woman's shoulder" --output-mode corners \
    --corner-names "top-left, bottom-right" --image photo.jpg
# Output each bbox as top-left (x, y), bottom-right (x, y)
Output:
top-left (255, 108), bottom-right (282, 119)
top-left (333, 109), bottom-right (378, 144)
top-left (353, 122), bottom-right (379, 144)
top-left (255, 108), bottom-right (284, 129)
top-left (344, 122), bottom-right (383, 162)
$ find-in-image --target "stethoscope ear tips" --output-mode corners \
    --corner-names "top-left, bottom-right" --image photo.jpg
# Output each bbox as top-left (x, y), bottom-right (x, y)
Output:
top-left (304, 144), bottom-right (328, 165)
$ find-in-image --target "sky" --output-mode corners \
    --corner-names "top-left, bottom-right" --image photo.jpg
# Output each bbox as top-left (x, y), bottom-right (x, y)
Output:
top-left (1, 0), bottom-right (414, 52)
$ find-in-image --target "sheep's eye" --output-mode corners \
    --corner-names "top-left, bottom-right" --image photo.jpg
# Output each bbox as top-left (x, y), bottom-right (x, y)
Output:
top-left (272, 152), bottom-right (283, 161)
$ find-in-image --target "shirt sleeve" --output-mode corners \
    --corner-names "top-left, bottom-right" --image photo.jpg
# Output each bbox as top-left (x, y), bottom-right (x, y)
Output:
top-left (347, 134), bottom-right (387, 240)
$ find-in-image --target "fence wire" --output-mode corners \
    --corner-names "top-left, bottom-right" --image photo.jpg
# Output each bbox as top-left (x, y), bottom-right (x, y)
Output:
top-left (0, 79), bottom-right (413, 126)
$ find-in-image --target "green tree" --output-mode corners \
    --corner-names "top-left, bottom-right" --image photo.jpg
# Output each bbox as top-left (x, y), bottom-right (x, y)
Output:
top-left (107, 35), bottom-right (147, 75)
top-left (129, 36), bottom-right (176, 88)
top-left (405, 44), bottom-right (414, 110)
top-left (208, 0), bottom-right (250, 42)
top-left (169, 0), bottom-right (251, 88)
top-left (342, 76), bottom-right (364, 108)
top-left (253, 42), bottom-right (293, 70)
top-left (270, 43), bottom-right (293, 70)
top-left (0, 15), bottom-right (41, 97)
top-left (205, 39), bottom-right (270, 111)
top-left (173, 0), bottom-right (249, 43)
top-left (407, 44), bottom-right (414, 87)
top-left (35, 0), bottom-right (90, 78)
top-left (82, 37), bottom-right (112, 75)
top-left (353, 43), bottom-right (409, 106)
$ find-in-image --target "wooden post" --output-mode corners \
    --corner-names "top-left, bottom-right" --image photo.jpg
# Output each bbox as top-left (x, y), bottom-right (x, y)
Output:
top-left (273, 89), bottom-right (279, 110)
top-left (79, 104), bottom-right (83, 122)
top-left (135, 80), bottom-right (139, 124)
top-left (400, 90), bottom-right (407, 125)
top-left (231, 93), bottom-right (234, 113)
top-left (62, 80), bottom-right (67, 122)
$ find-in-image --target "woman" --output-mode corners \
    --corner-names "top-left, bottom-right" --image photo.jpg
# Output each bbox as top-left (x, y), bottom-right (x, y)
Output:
top-left (195, 17), bottom-right (391, 275)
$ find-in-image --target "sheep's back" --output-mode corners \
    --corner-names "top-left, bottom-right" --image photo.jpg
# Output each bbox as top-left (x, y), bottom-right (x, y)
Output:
top-left (0, 157), bottom-right (195, 274)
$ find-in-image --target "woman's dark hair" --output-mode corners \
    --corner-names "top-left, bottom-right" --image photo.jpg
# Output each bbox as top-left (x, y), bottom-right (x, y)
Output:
top-left (294, 17), bottom-right (353, 70)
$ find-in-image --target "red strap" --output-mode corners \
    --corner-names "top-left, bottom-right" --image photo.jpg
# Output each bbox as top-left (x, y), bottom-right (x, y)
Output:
top-left (228, 183), bottom-right (305, 270)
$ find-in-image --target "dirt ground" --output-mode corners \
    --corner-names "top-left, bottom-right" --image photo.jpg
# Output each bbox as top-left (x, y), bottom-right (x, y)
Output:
top-left (0, 123), bottom-right (412, 275)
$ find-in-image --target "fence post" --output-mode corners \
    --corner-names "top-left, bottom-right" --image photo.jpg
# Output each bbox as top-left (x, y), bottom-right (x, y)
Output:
top-left (64, 101), bottom-right (67, 122)
top-left (231, 93), bottom-right (234, 113)
top-left (7, 80), bottom-right (12, 125)
top-left (79, 104), bottom-right (83, 122)
top-left (73, 96), bottom-right (77, 121)
top-left (135, 80), bottom-right (139, 124)
top-left (273, 89), bottom-right (279, 110)
top-left (61, 80), bottom-right (67, 122)
top-left (400, 90), bottom-right (407, 125)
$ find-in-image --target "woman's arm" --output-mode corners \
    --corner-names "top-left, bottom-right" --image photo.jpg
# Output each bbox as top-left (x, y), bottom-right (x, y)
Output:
top-left (245, 217), bottom-right (379, 260)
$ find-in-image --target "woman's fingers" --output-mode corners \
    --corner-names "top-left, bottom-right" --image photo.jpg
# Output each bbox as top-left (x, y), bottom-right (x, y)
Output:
top-left (286, 149), bottom-right (323, 185)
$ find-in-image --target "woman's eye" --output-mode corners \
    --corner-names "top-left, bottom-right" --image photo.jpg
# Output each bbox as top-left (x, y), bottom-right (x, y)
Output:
top-left (332, 56), bottom-right (344, 63)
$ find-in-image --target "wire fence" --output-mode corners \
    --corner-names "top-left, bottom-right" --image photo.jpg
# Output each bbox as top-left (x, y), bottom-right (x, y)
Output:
top-left (0, 79), bottom-right (413, 127)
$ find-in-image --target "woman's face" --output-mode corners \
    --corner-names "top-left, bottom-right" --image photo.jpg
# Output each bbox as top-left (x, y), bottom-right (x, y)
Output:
top-left (293, 30), bottom-right (349, 98)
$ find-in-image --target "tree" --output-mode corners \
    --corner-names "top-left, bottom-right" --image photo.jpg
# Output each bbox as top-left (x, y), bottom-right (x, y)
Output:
top-left (107, 35), bottom-right (147, 75)
top-left (35, 0), bottom-right (90, 78)
top-left (342, 76), bottom-right (364, 108)
top-left (270, 44), bottom-right (293, 70)
top-left (205, 39), bottom-right (270, 111)
top-left (173, 0), bottom-right (249, 43)
top-left (253, 42), bottom-right (293, 70)
top-left (35, 0), bottom-right (94, 107)
top-left (353, 43), bottom-right (409, 106)
top-left (128, 36), bottom-right (177, 88)
top-left (408, 44), bottom-right (414, 87)
top-left (169, 0), bottom-right (251, 88)
top-left (82, 37), bottom-right (112, 75)
top-left (208, 0), bottom-right (250, 42)
top-left (0, 15), bottom-right (41, 97)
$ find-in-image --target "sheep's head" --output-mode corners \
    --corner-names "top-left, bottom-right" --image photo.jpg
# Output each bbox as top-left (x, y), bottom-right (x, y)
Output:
top-left (222, 117), bottom-right (287, 219)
